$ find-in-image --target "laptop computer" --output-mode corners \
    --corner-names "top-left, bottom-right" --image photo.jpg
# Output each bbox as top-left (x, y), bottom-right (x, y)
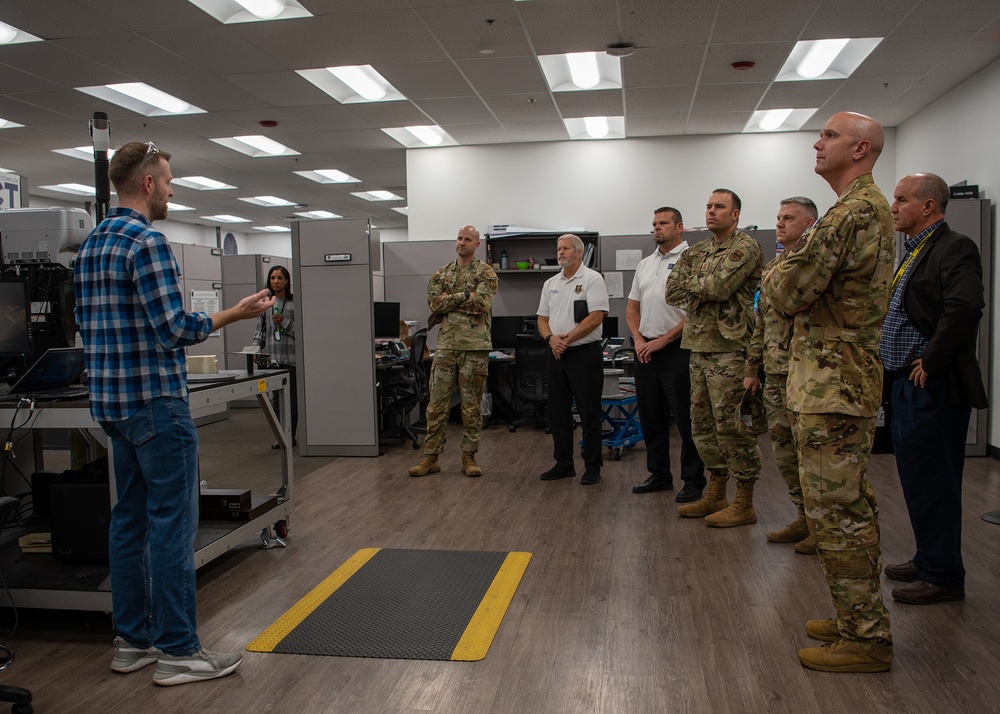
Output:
top-left (3, 347), bottom-right (89, 400)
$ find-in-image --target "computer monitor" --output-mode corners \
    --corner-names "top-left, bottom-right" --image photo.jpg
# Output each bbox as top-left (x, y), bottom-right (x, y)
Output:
top-left (0, 275), bottom-right (33, 358)
top-left (373, 301), bottom-right (401, 339)
top-left (603, 315), bottom-right (618, 338)
top-left (491, 315), bottom-right (524, 350)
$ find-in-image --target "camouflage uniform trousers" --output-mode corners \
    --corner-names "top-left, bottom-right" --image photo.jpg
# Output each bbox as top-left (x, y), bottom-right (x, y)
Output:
top-left (763, 371), bottom-right (801, 507)
top-left (689, 351), bottom-right (761, 481)
top-left (423, 348), bottom-right (489, 455)
top-left (793, 412), bottom-right (891, 649)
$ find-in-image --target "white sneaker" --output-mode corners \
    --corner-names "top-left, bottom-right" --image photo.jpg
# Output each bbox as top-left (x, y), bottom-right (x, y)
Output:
top-left (152, 648), bottom-right (242, 686)
top-left (110, 636), bottom-right (159, 673)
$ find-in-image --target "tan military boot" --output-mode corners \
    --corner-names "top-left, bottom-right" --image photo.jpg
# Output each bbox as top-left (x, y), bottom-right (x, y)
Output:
top-left (805, 618), bottom-right (840, 642)
top-left (408, 454), bottom-right (440, 477)
top-left (461, 452), bottom-right (482, 477)
top-left (767, 508), bottom-right (810, 543)
top-left (798, 639), bottom-right (893, 673)
top-left (705, 479), bottom-right (757, 527)
top-left (794, 534), bottom-right (818, 555)
top-left (677, 473), bottom-right (729, 518)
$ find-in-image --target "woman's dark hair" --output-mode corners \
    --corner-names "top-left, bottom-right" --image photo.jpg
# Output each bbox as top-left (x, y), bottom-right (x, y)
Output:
top-left (265, 265), bottom-right (292, 299)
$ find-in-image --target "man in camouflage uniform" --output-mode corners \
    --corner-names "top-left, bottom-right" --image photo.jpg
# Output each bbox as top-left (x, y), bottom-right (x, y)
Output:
top-left (409, 225), bottom-right (498, 478)
top-left (745, 197), bottom-right (818, 553)
top-left (763, 112), bottom-right (895, 672)
top-left (665, 189), bottom-right (763, 527)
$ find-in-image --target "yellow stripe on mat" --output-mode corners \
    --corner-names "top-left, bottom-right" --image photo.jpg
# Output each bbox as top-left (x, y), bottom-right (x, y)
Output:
top-left (246, 547), bottom-right (381, 652)
top-left (450, 551), bottom-right (532, 661)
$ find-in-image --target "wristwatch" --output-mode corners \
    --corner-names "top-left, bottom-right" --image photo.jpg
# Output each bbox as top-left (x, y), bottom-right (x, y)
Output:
top-left (544, 334), bottom-right (552, 343)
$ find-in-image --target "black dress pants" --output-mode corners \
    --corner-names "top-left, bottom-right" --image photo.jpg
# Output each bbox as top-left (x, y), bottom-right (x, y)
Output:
top-left (547, 342), bottom-right (603, 472)
top-left (634, 340), bottom-right (705, 488)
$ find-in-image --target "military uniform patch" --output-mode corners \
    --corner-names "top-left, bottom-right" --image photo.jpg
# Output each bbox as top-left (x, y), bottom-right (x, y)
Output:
top-left (730, 250), bottom-right (744, 261)
top-left (575, 284), bottom-right (583, 293)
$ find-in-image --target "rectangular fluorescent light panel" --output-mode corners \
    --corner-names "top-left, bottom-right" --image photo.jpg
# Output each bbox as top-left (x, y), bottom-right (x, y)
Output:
top-left (185, 0), bottom-right (312, 24)
top-left (351, 190), bottom-right (403, 202)
top-left (0, 21), bottom-right (43, 45)
top-left (239, 195), bottom-right (297, 206)
top-left (0, 118), bottom-right (25, 129)
top-left (294, 169), bottom-right (360, 184)
top-left (296, 65), bottom-right (405, 104)
top-left (775, 38), bottom-right (883, 82)
top-left (539, 52), bottom-right (622, 92)
top-left (211, 135), bottom-right (299, 157)
top-left (255, 225), bottom-right (292, 232)
top-left (743, 108), bottom-right (818, 133)
top-left (295, 210), bottom-right (341, 219)
top-left (204, 214), bottom-right (250, 223)
top-left (563, 116), bottom-right (626, 140)
top-left (173, 176), bottom-right (235, 190)
top-left (39, 183), bottom-right (97, 196)
top-left (53, 146), bottom-right (116, 162)
top-left (381, 125), bottom-right (458, 148)
top-left (167, 202), bottom-right (195, 211)
top-left (76, 83), bottom-right (205, 116)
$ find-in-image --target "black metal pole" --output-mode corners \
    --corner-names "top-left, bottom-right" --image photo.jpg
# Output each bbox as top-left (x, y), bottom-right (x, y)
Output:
top-left (90, 111), bottom-right (111, 223)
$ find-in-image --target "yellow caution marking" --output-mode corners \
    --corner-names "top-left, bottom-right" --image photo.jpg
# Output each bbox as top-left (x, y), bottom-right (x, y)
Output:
top-left (450, 551), bottom-right (532, 661)
top-left (246, 548), bottom-right (380, 652)
top-left (257, 379), bottom-right (267, 392)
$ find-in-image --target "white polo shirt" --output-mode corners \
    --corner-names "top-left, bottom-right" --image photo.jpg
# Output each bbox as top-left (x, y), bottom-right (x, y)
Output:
top-left (628, 241), bottom-right (689, 338)
top-left (537, 264), bottom-right (610, 346)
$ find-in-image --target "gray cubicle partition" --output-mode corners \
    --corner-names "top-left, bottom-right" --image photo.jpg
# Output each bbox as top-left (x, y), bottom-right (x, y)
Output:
top-left (293, 218), bottom-right (380, 456)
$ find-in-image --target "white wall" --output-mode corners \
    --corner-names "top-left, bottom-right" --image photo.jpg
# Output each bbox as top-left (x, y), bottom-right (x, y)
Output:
top-left (897, 56), bottom-right (1000, 448)
top-left (406, 130), bottom-right (898, 241)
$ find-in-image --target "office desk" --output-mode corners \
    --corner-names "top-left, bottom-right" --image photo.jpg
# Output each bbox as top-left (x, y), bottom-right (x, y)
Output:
top-left (0, 370), bottom-right (293, 612)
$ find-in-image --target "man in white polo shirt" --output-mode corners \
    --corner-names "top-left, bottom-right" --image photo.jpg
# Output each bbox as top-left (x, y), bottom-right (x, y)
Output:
top-left (537, 233), bottom-right (610, 485)
top-left (626, 207), bottom-right (705, 502)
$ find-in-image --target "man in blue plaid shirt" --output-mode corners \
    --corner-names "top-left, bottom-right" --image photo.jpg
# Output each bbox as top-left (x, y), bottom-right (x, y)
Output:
top-left (74, 141), bottom-right (274, 687)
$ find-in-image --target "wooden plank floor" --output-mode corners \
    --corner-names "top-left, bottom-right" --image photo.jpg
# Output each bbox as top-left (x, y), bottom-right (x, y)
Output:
top-left (5, 417), bottom-right (1000, 713)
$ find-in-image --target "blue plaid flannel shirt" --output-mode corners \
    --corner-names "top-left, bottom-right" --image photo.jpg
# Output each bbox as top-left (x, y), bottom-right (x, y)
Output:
top-left (74, 207), bottom-right (213, 422)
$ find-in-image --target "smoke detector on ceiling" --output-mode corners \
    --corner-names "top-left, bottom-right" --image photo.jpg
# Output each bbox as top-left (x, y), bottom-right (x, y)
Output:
top-left (606, 43), bottom-right (636, 58)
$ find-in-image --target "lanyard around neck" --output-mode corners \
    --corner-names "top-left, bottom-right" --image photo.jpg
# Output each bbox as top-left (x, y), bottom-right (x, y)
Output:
top-left (891, 232), bottom-right (933, 293)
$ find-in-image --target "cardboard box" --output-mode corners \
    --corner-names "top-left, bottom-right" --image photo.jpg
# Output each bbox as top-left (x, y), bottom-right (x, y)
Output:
top-left (200, 495), bottom-right (278, 522)
top-left (200, 488), bottom-right (251, 511)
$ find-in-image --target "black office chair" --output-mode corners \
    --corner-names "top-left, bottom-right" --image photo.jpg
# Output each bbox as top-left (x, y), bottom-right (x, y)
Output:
top-left (509, 333), bottom-right (549, 433)
top-left (0, 496), bottom-right (32, 714)
top-left (381, 328), bottom-right (429, 449)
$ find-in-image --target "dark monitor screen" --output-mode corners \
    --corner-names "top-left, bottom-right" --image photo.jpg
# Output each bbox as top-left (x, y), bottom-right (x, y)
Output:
top-left (373, 301), bottom-right (400, 339)
top-left (0, 276), bottom-right (33, 358)
top-left (491, 315), bottom-right (524, 350)
top-left (603, 315), bottom-right (618, 338)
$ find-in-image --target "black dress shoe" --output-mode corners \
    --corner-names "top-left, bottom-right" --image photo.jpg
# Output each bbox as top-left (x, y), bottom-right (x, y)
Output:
top-left (540, 463), bottom-right (576, 481)
top-left (632, 475), bottom-right (673, 494)
top-left (675, 483), bottom-right (703, 503)
top-left (580, 470), bottom-right (601, 485)
top-left (891, 579), bottom-right (965, 604)
top-left (884, 560), bottom-right (919, 582)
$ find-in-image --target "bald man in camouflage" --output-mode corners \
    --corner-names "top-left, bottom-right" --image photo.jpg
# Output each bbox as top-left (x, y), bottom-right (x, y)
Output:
top-left (764, 111), bottom-right (895, 673)
top-left (409, 225), bottom-right (498, 478)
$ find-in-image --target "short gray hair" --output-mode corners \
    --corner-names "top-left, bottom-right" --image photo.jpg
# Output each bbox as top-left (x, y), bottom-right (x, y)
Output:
top-left (558, 233), bottom-right (585, 252)
top-left (780, 196), bottom-right (818, 220)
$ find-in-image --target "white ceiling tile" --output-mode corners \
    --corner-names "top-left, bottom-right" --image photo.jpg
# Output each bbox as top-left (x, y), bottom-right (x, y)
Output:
top-left (711, 0), bottom-right (817, 43)
top-left (894, 0), bottom-right (1000, 35)
top-left (625, 114), bottom-right (688, 137)
top-left (699, 43), bottom-right (794, 84)
top-left (440, 123), bottom-right (513, 144)
top-left (624, 86), bottom-right (697, 116)
top-left (691, 83), bottom-right (771, 112)
top-left (618, 0), bottom-right (714, 48)
top-left (504, 121), bottom-right (570, 142)
top-left (414, 97), bottom-right (496, 124)
top-left (759, 80), bottom-right (846, 110)
top-left (376, 62), bottom-right (477, 99)
top-left (853, 34), bottom-right (973, 77)
top-left (416, 2), bottom-right (534, 60)
top-left (456, 57), bottom-right (549, 95)
top-left (801, 0), bottom-right (918, 39)
top-left (553, 90), bottom-right (625, 119)
top-left (685, 112), bottom-right (755, 134)
top-left (517, 0), bottom-right (620, 55)
top-left (621, 47), bottom-right (705, 88)
top-left (482, 94), bottom-right (561, 121)
top-left (828, 75), bottom-right (922, 106)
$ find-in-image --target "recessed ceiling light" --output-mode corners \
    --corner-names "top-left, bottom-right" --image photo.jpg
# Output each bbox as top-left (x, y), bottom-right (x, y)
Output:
top-left (255, 225), bottom-right (292, 232)
top-left (39, 183), bottom-right (98, 196)
top-left (296, 65), bottom-right (406, 104)
top-left (294, 210), bottom-right (342, 219)
top-left (563, 116), bottom-right (625, 140)
top-left (381, 125), bottom-right (458, 148)
top-left (173, 176), bottom-right (236, 190)
top-left (239, 195), bottom-right (297, 207)
top-left (204, 214), bottom-right (251, 223)
top-left (293, 169), bottom-right (360, 184)
top-left (53, 146), bottom-right (117, 162)
top-left (351, 190), bottom-right (403, 202)
top-left (185, 0), bottom-right (312, 24)
top-left (0, 21), bottom-right (42, 45)
top-left (167, 202), bottom-right (195, 211)
top-left (392, 206), bottom-right (409, 216)
top-left (76, 83), bottom-right (205, 116)
top-left (211, 135), bottom-right (300, 157)
top-left (539, 52), bottom-right (622, 92)
top-left (775, 38), bottom-right (883, 82)
top-left (743, 108), bottom-right (818, 133)
top-left (0, 118), bottom-right (25, 129)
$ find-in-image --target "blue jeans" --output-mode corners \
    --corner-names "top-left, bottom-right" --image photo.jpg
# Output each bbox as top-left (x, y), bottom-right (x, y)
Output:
top-left (101, 396), bottom-right (201, 656)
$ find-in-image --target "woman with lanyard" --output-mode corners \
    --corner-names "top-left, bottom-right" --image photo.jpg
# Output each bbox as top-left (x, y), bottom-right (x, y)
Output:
top-left (252, 265), bottom-right (297, 448)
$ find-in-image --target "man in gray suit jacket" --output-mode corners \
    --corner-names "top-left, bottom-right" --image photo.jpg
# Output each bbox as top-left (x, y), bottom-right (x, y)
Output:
top-left (880, 172), bottom-right (987, 605)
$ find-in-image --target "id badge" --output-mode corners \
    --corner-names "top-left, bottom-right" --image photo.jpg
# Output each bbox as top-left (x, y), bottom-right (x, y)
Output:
top-left (274, 330), bottom-right (281, 342)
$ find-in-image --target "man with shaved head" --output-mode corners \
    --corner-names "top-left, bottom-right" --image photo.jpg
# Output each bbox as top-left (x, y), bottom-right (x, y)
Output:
top-left (409, 225), bottom-right (498, 478)
top-left (764, 112), bottom-right (896, 672)
top-left (880, 172), bottom-right (986, 605)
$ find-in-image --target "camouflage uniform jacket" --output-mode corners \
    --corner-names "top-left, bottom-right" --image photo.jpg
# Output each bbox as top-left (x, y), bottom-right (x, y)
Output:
top-left (665, 228), bottom-right (762, 353)
top-left (746, 253), bottom-right (793, 378)
top-left (427, 257), bottom-right (498, 351)
top-left (762, 174), bottom-right (895, 417)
